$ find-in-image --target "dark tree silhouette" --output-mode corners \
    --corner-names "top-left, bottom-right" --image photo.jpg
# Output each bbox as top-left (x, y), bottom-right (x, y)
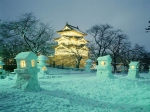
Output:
top-left (0, 13), bottom-right (54, 56)
top-left (87, 24), bottom-right (114, 60)
top-left (145, 21), bottom-right (150, 32)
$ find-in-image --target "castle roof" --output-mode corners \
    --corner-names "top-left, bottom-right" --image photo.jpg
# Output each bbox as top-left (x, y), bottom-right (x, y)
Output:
top-left (54, 36), bottom-right (89, 43)
top-left (57, 22), bottom-right (87, 36)
top-left (54, 44), bottom-right (89, 50)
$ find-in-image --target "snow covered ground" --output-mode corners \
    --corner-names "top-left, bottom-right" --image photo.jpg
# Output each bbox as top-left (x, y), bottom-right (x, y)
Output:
top-left (0, 68), bottom-right (150, 112)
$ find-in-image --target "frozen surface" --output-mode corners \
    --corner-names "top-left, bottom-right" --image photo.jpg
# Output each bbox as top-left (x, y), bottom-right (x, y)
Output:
top-left (0, 68), bottom-right (150, 112)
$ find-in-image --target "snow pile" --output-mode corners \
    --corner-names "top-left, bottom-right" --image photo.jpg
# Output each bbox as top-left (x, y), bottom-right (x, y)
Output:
top-left (0, 72), bottom-right (150, 112)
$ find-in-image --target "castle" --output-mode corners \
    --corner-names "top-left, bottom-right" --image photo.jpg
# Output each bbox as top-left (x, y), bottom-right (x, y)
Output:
top-left (50, 23), bottom-right (89, 68)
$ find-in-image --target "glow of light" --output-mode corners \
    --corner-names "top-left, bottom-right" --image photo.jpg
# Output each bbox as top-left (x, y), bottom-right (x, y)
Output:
top-left (31, 60), bottom-right (35, 67)
top-left (131, 66), bottom-right (134, 69)
top-left (42, 66), bottom-right (46, 71)
top-left (0, 66), bottom-right (2, 69)
top-left (20, 60), bottom-right (26, 68)
top-left (101, 61), bottom-right (105, 66)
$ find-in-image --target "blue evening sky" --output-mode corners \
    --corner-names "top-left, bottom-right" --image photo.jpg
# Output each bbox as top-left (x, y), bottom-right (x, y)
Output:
top-left (0, 0), bottom-right (150, 51)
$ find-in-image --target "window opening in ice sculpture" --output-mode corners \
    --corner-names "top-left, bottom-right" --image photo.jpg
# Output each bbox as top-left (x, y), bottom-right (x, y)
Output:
top-left (101, 61), bottom-right (105, 66)
top-left (131, 66), bottom-right (134, 69)
top-left (31, 60), bottom-right (35, 67)
top-left (20, 60), bottom-right (26, 68)
top-left (42, 66), bottom-right (46, 71)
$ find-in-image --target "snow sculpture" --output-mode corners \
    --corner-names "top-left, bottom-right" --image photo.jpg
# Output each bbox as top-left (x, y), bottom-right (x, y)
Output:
top-left (85, 59), bottom-right (92, 72)
top-left (127, 61), bottom-right (140, 78)
top-left (37, 55), bottom-right (49, 78)
top-left (96, 55), bottom-right (115, 78)
top-left (121, 65), bottom-right (125, 74)
top-left (140, 65), bottom-right (144, 73)
top-left (0, 60), bottom-right (6, 79)
top-left (14, 52), bottom-right (41, 91)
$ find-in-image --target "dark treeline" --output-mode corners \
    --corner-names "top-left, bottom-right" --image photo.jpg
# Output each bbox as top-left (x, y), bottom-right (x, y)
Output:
top-left (0, 13), bottom-right (54, 65)
top-left (87, 24), bottom-right (150, 72)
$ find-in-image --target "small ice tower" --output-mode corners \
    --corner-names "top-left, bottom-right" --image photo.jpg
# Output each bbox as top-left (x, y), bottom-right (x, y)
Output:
top-left (97, 55), bottom-right (115, 78)
top-left (37, 55), bottom-right (49, 76)
top-left (14, 52), bottom-right (41, 91)
top-left (127, 61), bottom-right (139, 78)
top-left (121, 65), bottom-right (125, 74)
top-left (0, 60), bottom-right (6, 79)
top-left (85, 59), bottom-right (92, 72)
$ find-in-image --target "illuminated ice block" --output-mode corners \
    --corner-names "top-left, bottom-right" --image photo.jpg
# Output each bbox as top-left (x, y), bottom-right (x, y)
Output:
top-left (96, 55), bottom-right (115, 79)
top-left (127, 61), bottom-right (139, 78)
top-left (37, 55), bottom-right (49, 78)
top-left (14, 52), bottom-right (41, 91)
top-left (85, 59), bottom-right (92, 72)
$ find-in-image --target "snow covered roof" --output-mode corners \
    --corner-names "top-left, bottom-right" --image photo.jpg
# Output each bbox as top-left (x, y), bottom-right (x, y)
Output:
top-left (86, 59), bottom-right (92, 62)
top-left (54, 37), bottom-right (61, 40)
top-left (38, 55), bottom-right (48, 61)
top-left (129, 61), bottom-right (139, 66)
top-left (57, 22), bottom-right (87, 36)
top-left (0, 60), bottom-right (5, 65)
top-left (15, 52), bottom-right (37, 60)
top-left (97, 55), bottom-right (112, 61)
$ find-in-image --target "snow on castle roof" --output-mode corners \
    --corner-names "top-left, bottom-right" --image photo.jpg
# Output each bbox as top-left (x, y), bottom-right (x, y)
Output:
top-left (57, 22), bottom-right (87, 36)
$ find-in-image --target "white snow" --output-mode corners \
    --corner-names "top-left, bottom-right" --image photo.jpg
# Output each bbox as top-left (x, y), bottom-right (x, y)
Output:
top-left (0, 68), bottom-right (150, 112)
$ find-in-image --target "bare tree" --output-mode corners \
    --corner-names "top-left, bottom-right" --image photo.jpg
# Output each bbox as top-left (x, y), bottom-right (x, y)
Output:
top-left (0, 13), bottom-right (55, 92)
top-left (119, 42), bottom-right (131, 66)
top-left (87, 24), bottom-right (112, 59)
top-left (0, 21), bottom-right (26, 64)
top-left (0, 37), bottom-right (26, 64)
top-left (87, 24), bottom-right (133, 72)
top-left (128, 44), bottom-right (145, 61)
top-left (122, 43), bottom-right (146, 66)
top-left (56, 44), bottom-right (88, 69)
top-left (87, 24), bottom-right (124, 62)
top-left (0, 13), bottom-right (54, 55)
top-left (139, 51), bottom-right (150, 71)
top-left (69, 45), bottom-right (88, 69)
top-left (108, 33), bottom-right (128, 72)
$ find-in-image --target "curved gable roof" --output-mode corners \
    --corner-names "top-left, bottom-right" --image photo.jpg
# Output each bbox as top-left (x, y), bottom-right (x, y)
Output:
top-left (57, 22), bottom-right (87, 36)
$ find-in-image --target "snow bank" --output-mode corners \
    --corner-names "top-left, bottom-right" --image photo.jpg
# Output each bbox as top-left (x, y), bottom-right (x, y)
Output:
top-left (0, 72), bottom-right (150, 112)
